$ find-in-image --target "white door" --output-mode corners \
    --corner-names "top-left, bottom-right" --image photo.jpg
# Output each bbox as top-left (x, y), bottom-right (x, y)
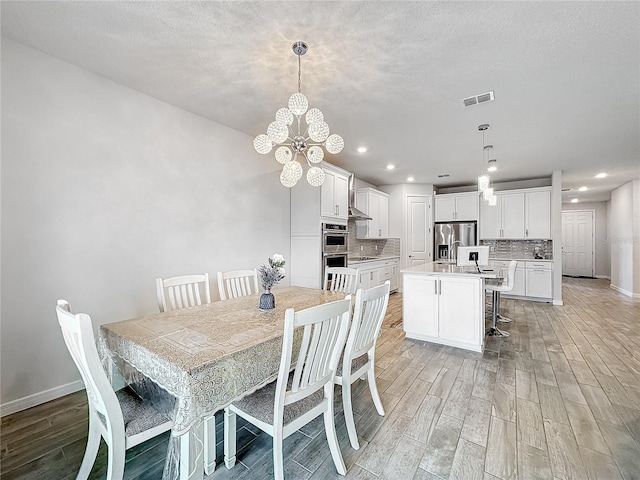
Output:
top-left (501, 193), bottom-right (525, 238)
top-left (434, 196), bottom-right (456, 222)
top-left (480, 195), bottom-right (502, 239)
top-left (562, 210), bottom-right (594, 277)
top-left (455, 194), bottom-right (479, 221)
top-left (334, 173), bottom-right (349, 220)
top-left (438, 276), bottom-right (481, 344)
top-left (402, 274), bottom-right (439, 337)
top-left (407, 195), bottom-right (432, 267)
top-left (320, 171), bottom-right (336, 218)
top-left (525, 190), bottom-right (551, 239)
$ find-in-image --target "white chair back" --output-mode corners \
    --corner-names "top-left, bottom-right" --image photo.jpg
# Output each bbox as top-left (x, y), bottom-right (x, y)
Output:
top-left (217, 269), bottom-right (259, 300)
top-left (497, 260), bottom-right (518, 292)
top-left (156, 273), bottom-right (211, 312)
top-left (323, 267), bottom-right (359, 294)
top-left (277, 297), bottom-right (352, 408)
top-left (347, 281), bottom-right (391, 362)
top-left (55, 300), bottom-right (124, 439)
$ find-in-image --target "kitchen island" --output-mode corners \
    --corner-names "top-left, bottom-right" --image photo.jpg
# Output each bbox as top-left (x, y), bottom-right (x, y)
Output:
top-left (401, 262), bottom-right (498, 352)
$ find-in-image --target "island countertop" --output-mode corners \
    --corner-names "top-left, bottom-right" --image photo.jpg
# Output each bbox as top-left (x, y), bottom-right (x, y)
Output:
top-left (402, 261), bottom-right (499, 279)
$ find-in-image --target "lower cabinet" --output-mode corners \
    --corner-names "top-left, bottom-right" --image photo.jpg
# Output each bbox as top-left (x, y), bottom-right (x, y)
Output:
top-left (403, 274), bottom-right (483, 352)
top-left (491, 260), bottom-right (552, 300)
top-left (525, 262), bottom-right (553, 298)
top-left (352, 258), bottom-right (400, 292)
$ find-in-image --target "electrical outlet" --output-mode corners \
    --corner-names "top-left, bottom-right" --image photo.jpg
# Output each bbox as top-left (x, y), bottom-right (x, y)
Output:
top-left (469, 252), bottom-right (479, 261)
top-left (360, 245), bottom-right (364, 251)
top-left (375, 245), bottom-right (378, 251)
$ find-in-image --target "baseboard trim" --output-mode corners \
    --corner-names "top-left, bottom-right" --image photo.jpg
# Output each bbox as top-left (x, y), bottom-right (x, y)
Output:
top-left (595, 275), bottom-right (611, 280)
top-left (1, 380), bottom-right (84, 417)
top-left (610, 284), bottom-right (639, 298)
top-left (552, 300), bottom-right (564, 306)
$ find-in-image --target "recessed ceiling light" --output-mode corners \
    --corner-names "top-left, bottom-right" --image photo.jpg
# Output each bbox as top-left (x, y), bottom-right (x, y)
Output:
top-left (407, 176), bottom-right (415, 182)
top-left (357, 147), bottom-right (367, 153)
top-left (595, 172), bottom-right (607, 179)
top-left (578, 186), bottom-right (588, 192)
top-left (571, 198), bottom-right (579, 203)
top-left (386, 164), bottom-right (395, 170)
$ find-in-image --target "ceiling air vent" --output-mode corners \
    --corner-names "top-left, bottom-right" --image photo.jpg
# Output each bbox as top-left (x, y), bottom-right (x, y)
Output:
top-left (437, 174), bottom-right (450, 178)
top-left (461, 91), bottom-right (495, 107)
top-left (562, 188), bottom-right (571, 192)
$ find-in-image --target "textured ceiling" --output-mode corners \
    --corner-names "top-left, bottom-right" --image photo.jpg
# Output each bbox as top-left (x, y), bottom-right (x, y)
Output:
top-left (2, 1), bottom-right (639, 202)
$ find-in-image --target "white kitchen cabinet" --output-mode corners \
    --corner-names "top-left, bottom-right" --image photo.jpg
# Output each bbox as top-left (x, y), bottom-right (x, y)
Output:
top-left (480, 187), bottom-right (551, 240)
top-left (403, 273), bottom-right (483, 352)
top-left (525, 189), bottom-right (551, 239)
top-left (320, 167), bottom-right (349, 222)
top-left (355, 188), bottom-right (389, 239)
top-left (350, 257), bottom-right (400, 292)
top-left (434, 193), bottom-right (479, 222)
top-left (525, 261), bottom-right (553, 298)
top-left (402, 275), bottom-right (438, 338)
top-left (357, 267), bottom-right (379, 290)
top-left (480, 192), bottom-right (525, 239)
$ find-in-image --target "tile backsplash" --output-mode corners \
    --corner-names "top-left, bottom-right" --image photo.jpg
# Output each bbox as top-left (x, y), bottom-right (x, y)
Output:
top-left (481, 239), bottom-right (553, 260)
top-left (347, 220), bottom-right (400, 257)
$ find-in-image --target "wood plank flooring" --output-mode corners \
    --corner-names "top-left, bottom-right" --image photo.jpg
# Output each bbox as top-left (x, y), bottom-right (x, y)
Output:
top-left (2, 277), bottom-right (639, 479)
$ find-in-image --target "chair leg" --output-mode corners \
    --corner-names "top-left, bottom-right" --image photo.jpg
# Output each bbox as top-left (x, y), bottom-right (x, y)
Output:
top-left (223, 408), bottom-right (237, 469)
top-left (105, 434), bottom-right (125, 480)
top-left (323, 403), bottom-right (346, 475)
top-left (272, 427), bottom-right (285, 480)
top-left (77, 418), bottom-right (101, 480)
top-left (341, 381), bottom-right (360, 450)
top-left (367, 366), bottom-right (385, 417)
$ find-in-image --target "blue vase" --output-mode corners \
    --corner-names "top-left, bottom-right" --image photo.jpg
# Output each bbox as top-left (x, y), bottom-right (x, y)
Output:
top-left (259, 290), bottom-right (275, 310)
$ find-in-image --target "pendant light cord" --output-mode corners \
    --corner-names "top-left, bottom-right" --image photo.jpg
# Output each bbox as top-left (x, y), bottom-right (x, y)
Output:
top-left (297, 53), bottom-right (301, 93)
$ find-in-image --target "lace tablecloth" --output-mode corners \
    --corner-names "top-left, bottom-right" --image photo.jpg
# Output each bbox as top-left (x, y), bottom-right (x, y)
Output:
top-left (97, 286), bottom-right (345, 479)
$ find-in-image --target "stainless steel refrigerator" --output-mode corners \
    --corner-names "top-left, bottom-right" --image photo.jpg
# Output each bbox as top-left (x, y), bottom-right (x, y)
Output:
top-left (434, 221), bottom-right (477, 261)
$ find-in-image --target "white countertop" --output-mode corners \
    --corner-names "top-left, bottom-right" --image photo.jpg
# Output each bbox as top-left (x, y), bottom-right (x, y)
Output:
top-left (402, 261), bottom-right (499, 278)
top-left (491, 257), bottom-right (553, 262)
top-left (348, 255), bottom-right (400, 265)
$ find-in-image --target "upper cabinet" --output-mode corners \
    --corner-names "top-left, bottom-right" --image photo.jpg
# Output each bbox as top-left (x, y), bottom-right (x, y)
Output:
top-left (525, 189), bottom-right (551, 239)
top-left (480, 187), bottom-right (551, 240)
top-left (320, 167), bottom-right (349, 222)
top-left (355, 188), bottom-right (389, 239)
top-left (434, 192), bottom-right (479, 222)
top-left (291, 163), bottom-right (351, 235)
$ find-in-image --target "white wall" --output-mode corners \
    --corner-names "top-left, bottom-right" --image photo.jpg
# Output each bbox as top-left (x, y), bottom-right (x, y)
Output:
top-left (1, 39), bottom-right (291, 412)
top-left (562, 201), bottom-right (610, 278)
top-left (608, 180), bottom-right (640, 296)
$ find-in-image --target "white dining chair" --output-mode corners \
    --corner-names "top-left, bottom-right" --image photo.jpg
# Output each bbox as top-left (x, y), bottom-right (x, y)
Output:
top-left (334, 281), bottom-right (390, 450)
top-left (217, 269), bottom-right (259, 300)
top-left (223, 297), bottom-right (352, 480)
top-left (156, 273), bottom-right (211, 312)
top-left (55, 300), bottom-right (173, 480)
top-left (323, 266), bottom-right (359, 294)
top-left (486, 260), bottom-right (518, 337)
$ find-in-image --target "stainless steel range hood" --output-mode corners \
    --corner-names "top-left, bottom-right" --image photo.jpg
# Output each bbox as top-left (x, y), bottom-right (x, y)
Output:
top-left (348, 174), bottom-right (372, 220)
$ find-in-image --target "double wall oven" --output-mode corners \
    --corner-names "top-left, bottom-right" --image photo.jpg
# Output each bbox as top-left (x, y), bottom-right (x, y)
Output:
top-left (322, 223), bottom-right (348, 278)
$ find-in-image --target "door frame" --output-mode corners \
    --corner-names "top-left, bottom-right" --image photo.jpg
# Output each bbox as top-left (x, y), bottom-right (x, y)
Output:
top-left (561, 209), bottom-right (595, 277)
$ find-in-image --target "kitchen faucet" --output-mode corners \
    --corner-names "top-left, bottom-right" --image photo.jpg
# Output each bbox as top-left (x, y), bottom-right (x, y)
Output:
top-left (450, 240), bottom-right (463, 261)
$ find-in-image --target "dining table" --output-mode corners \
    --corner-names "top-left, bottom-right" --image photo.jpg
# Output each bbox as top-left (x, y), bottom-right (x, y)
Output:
top-left (97, 285), bottom-right (346, 480)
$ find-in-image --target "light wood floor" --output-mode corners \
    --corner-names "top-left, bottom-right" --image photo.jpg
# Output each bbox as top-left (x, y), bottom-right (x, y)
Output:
top-left (2, 277), bottom-right (639, 480)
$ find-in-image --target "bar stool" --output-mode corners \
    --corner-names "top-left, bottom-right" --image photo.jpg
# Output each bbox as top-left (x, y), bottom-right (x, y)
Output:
top-left (485, 260), bottom-right (518, 337)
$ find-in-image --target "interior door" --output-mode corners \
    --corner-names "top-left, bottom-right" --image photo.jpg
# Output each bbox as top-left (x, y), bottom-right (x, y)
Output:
top-left (562, 210), bottom-right (594, 277)
top-left (407, 195), bottom-right (432, 267)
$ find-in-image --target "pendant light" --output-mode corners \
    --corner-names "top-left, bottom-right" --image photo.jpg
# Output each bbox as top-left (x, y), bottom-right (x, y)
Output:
top-left (254, 41), bottom-right (344, 188)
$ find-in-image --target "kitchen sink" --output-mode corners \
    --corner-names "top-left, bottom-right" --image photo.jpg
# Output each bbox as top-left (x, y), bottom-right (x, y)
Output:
top-left (350, 256), bottom-right (377, 261)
